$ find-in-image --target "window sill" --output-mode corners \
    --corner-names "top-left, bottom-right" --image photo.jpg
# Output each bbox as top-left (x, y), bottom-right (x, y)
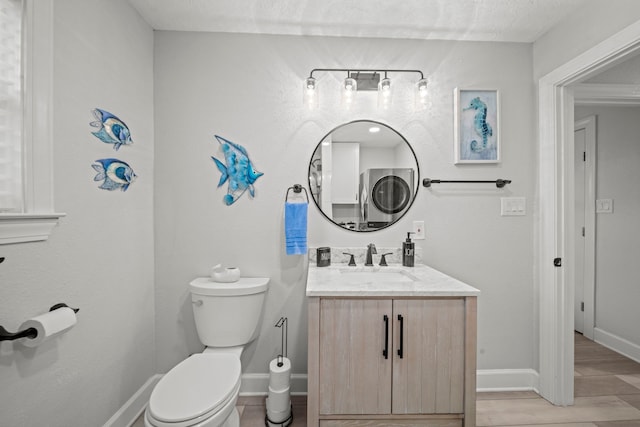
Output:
top-left (0, 213), bottom-right (66, 245)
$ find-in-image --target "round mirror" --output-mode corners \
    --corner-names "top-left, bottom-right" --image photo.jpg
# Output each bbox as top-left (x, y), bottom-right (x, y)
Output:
top-left (308, 120), bottom-right (419, 232)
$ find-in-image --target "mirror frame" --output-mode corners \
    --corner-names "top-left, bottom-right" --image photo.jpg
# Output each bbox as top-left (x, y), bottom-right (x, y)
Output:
top-left (308, 119), bottom-right (420, 232)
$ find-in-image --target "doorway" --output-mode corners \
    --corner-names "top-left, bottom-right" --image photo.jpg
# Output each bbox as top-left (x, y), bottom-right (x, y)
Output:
top-left (537, 22), bottom-right (640, 406)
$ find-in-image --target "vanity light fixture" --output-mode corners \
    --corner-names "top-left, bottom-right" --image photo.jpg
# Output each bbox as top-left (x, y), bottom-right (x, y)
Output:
top-left (304, 68), bottom-right (426, 110)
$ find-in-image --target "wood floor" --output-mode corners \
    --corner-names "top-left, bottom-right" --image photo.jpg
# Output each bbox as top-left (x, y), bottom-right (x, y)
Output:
top-left (474, 333), bottom-right (640, 426)
top-left (135, 333), bottom-right (640, 426)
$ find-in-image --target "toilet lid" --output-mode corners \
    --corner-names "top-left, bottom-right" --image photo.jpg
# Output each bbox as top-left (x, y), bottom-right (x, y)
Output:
top-left (149, 353), bottom-right (241, 423)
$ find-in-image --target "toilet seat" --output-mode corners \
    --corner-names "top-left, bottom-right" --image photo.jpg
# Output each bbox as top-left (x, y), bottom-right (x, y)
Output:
top-left (147, 353), bottom-right (241, 427)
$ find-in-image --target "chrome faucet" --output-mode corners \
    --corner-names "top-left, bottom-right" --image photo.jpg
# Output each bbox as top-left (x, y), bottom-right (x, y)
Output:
top-left (365, 243), bottom-right (377, 266)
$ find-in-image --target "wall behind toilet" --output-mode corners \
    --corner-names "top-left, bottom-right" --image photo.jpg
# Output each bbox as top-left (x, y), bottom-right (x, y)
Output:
top-left (153, 32), bottom-right (536, 381)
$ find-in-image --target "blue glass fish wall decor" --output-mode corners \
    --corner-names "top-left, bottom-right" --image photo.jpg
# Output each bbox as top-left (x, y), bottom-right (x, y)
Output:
top-left (90, 108), bottom-right (133, 151)
top-left (92, 158), bottom-right (137, 191)
top-left (89, 108), bottom-right (138, 192)
top-left (211, 135), bottom-right (263, 205)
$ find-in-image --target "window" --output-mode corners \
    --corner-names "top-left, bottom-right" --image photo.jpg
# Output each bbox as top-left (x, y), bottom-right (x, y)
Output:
top-left (0, 0), bottom-right (64, 245)
top-left (0, 0), bottom-right (22, 212)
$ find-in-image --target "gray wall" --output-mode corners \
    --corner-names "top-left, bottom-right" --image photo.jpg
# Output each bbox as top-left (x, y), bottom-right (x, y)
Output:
top-left (585, 53), bottom-right (640, 84)
top-left (575, 106), bottom-right (640, 349)
top-left (153, 32), bottom-right (536, 377)
top-left (533, 0), bottom-right (640, 79)
top-left (0, 0), bottom-right (155, 425)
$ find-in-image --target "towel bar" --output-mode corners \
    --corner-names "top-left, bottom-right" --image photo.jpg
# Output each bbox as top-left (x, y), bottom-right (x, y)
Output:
top-left (423, 178), bottom-right (512, 188)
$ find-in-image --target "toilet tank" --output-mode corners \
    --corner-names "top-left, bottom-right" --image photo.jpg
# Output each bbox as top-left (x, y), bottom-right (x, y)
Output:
top-left (189, 277), bottom-right (269, 347)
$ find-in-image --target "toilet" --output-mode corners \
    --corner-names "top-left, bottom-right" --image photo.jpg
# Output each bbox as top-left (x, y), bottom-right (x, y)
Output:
top-left (145, 276), bottom-right (269, 427)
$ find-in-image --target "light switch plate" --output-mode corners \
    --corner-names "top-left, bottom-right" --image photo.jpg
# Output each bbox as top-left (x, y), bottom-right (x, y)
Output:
top-left (596, 199), bottom-right (613, 213)
top-left (501, 197), bottom-right (526, 216)
top-left (412, 220), bottom-right (425, 239)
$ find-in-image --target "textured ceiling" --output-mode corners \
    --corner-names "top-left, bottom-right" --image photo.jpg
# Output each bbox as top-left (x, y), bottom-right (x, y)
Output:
top-left (128, 0), bottom-right (589, 43)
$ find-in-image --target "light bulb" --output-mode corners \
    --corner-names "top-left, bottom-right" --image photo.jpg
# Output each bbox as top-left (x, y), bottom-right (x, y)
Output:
top-left (415, 78), bottom-right (428, 110)
top-left (303, 77), bottom-right (318, 109)
top-left (342, 77), bottom-right (357, 108)
top-left (377, 77), bottom-right (392, 110)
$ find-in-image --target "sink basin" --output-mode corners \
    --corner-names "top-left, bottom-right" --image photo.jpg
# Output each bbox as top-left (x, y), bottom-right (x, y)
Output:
top-left (338, 268), bottom-right (418, 284)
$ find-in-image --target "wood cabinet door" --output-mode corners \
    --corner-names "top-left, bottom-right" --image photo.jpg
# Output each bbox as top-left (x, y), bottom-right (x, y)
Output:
top-left (392, 299), bottom-right (465, 414)
top-left (319, 299), bottom-right (392, 415)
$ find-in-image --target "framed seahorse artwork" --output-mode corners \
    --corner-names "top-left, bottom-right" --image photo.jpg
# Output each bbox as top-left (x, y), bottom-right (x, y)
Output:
top-left (454, 88), bottom-right (500, 164)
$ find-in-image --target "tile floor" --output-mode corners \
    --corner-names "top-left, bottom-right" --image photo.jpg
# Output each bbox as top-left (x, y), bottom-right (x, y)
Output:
top-left (134, 333), bottom-right (640, 426)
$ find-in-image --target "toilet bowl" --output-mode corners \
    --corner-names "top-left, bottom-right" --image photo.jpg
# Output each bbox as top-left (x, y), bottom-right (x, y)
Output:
top-left (145, 277), bottom-right (269, 427)
top-left (145, 353), bottom-right (240, 427)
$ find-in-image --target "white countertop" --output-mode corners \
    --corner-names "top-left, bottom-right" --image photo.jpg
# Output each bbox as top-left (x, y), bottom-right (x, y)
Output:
top-left (306, 263), bottom-right (480, 297)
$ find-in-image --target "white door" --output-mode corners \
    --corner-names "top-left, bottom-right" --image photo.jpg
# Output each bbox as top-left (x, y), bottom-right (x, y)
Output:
top-left (574, 126), bottom-right (586, 334)
top-left (574, 115), bottom-right (596, 339)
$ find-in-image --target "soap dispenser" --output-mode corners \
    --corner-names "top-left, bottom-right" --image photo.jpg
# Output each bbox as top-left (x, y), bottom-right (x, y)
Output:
top-left (402, 232), bottom-right (415, 267)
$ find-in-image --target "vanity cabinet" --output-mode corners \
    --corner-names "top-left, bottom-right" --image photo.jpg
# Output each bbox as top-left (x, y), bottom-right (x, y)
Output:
top-left (308, 296), bottom-right (476, 427)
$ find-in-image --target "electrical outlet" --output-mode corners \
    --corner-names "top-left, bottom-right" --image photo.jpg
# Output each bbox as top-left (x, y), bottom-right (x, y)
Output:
top-left (413, 220), bottom-right (425, 240)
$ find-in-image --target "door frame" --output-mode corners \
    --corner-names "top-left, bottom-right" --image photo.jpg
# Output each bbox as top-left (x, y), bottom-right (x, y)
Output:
top-left (572, 115), bottom-right (596, 340)
top-left (537, 20), bottom-right (640, 406)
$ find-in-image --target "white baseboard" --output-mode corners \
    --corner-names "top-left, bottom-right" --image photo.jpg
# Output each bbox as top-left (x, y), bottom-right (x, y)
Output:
top-left (240, 370), bottom-right (539, 395)
top-left (594, 327), bottom-right (640, 363)
top-left (102, 374), bottom-right (161, 427)
top-left (108, 368), bottom-right (539, 424)
top-left (240, 373), bottom-right (308, 396)
top-left (476, 369), bottom-right (539, 392)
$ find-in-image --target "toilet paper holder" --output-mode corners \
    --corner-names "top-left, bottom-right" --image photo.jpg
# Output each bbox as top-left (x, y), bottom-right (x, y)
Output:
top-left (0, 303), bottom-right (79, 342)
top-left (274, 317), bottom-right (288, 367)
top-left (264, 405), bottom-right (293, 427)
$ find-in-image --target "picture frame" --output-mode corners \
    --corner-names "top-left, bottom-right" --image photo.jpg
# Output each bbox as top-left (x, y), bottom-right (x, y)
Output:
top-left (454, 88), bottom-right (500, 164)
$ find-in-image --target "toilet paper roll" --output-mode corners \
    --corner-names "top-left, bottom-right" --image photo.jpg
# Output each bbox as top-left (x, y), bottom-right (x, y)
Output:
top-left (269, 357), bottom-right (291, 390)
top-left (267, 386), bottom-right (290, 412)
top-left (266, 397), bottom-right (291, 423)
top-left (18, 307), bottom-right (77, 348)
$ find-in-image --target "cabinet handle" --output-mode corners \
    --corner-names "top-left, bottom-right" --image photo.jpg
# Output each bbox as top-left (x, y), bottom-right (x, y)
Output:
top-left (383, 315), bottom-right (389, 359)
top-left (397, 314), bottom-right (404, 359)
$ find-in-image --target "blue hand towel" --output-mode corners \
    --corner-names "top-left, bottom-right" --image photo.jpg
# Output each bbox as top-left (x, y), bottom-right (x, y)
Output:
top-left (285, 202), bottom-right (308, 255)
